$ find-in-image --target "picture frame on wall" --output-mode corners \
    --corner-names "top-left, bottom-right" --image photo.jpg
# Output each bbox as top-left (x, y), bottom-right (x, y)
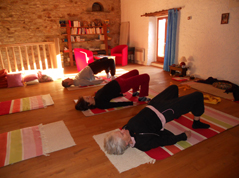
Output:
top-left (221, 13), bottom-right (229, 24)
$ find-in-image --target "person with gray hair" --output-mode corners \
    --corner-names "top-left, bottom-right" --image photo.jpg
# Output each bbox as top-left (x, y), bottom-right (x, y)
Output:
top-left (104, 85), bottom-right (210, 155)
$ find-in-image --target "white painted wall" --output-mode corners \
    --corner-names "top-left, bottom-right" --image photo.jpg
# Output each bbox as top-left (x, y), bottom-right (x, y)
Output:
top-left (121, 0), bottom-right (239, 85)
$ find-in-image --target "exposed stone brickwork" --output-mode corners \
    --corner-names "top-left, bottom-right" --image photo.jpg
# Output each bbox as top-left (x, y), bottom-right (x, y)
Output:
top-left (0, 0), bottom-right (121, 53)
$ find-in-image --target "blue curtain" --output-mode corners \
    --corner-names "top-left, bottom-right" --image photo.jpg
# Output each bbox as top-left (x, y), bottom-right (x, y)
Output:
top-left (163, 9), bottom-right (178, 71)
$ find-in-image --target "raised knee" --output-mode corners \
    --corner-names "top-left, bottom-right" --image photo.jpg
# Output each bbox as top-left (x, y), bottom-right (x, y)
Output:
top-left (141, 74), bottom-right (150, 82)
top-left (131, 69), bottom-right (139, 75)
top-left (170, 84), bottom-right (178, 91)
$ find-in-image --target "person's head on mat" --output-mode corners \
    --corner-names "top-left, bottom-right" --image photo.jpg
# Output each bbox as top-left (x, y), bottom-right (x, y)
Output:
top-left (62, 78), bottom-right (74, 88)
top-left (104, 129), bottom-right (131, 155)
top-left (75, 96), bottom-right (96, 111)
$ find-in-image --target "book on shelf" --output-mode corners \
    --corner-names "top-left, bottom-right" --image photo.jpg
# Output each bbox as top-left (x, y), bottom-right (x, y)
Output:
top-left (68, 20), bottom-right (72, 27)
top-left (71, 36), bottom-right (75, 42)
top-left (71, 28), bottom-right (77, 34)
top-left (73, 21), bottom-right (81, 27)
top-left (75, 36), bottom-right (81, 42)
top-left (99, 35), bottom-right (104, 40)
top-left (77, 28), bottom-right (81, 34)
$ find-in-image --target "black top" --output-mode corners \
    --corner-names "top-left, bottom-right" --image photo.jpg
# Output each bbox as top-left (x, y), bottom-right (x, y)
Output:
top-left (94, 80), bottom-right (133, 109)
top-left (123, 107), bottom-right (187, 151)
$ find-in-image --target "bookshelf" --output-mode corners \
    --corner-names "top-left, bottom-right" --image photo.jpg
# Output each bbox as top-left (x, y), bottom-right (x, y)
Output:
top-left (62, 22), bottom-right (110, 66)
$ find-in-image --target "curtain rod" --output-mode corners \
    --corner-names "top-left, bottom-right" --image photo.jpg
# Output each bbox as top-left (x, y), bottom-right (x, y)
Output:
top-left (141, 7), bottom-right (182, 17)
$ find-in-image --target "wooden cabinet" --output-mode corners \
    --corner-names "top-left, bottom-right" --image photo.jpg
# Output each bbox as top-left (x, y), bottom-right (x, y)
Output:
top-left (62, 22), bottom-right (109, 66)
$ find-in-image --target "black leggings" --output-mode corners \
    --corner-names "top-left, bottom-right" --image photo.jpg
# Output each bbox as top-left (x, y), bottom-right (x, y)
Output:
top-left (148, 85), bottom-right (204, 123)
top-left (89, 57), bottom-right (115, 76)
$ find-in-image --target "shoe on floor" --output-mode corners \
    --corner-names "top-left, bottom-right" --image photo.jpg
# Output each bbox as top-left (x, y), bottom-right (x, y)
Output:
top-left (192, 120), bottom-right (210, 129)
top-left (138, 97), bottom-right (151, 102)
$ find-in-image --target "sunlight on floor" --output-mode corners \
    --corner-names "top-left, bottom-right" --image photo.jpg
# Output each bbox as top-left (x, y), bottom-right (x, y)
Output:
top-left (63, 68), bottom-right (129, 79)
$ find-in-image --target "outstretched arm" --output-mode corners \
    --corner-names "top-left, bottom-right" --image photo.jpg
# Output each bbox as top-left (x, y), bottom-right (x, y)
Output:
top-left (134, 129), bottom-right (189, 151)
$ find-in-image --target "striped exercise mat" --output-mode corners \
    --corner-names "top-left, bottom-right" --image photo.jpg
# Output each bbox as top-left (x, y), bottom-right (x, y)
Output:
top-left (0, 94), bottom-right (54, 116)
top-left (145, 105), bottom-right (239, 160)
top-left (93, 106), bottom-right (239, 173)
top-left (75, 89), bottom-right (158, 116)
top-left (0, 120), bottom-right (76, 167)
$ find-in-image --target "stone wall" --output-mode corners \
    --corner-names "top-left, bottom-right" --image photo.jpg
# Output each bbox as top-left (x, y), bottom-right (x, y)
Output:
top-left (0, 0), bottom-right (121, 60)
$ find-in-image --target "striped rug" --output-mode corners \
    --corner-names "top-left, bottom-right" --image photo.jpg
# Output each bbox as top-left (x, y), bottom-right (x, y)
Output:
top-left (0, 94), bottom-right (53, 116)
top-left (145, 105), bottom-right (239, 160)
top-left (0, 125), bottom-right (43, 167)
top-left (0, 121), bottom-right (76, 167)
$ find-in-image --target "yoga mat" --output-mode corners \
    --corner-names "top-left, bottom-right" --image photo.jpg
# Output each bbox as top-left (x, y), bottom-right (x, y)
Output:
top-left (75, 89), bottom-right (158, 116)
top-left (67, 79), bottom-right (109, 91)
top-left (0, 120), bottom-right (76, 167)
top-left (183, 81), bottom-right (234, 100)
top-left (145, 105), bottom-right (239, 160)
top-left (93, 106), bottom-right (239, 173)
top-left (0, 94), bottom-right (54, 116)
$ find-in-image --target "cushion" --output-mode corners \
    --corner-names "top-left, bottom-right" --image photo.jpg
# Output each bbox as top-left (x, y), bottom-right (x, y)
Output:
top-left (0, 69), bottom-right (8, 77)
top-left (7, 73), bottom-right (24, 88)
top-left (39, 75), bottom-right (53, 83)
top-left (23, 73), bottom-right (38, 82)
top-left (26, 79), bottom-right (39, 85)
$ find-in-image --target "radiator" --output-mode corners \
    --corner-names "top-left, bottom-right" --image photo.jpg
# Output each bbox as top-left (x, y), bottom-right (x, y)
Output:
top-left (134, 47), bottom-right (145, 64)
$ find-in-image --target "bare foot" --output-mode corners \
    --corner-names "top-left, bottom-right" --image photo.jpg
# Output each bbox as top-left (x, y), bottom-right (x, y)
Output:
top-left (185, 130), bottom-right (191, 138)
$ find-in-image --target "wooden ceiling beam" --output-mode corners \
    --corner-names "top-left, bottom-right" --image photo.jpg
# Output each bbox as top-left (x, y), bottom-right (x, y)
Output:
top-left (141, 7), bottom-right (182, 17)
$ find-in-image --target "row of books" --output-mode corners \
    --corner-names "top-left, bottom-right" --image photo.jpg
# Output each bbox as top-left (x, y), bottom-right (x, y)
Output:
top-left (69, 20), bottom-right (81, 27)
top-left (71, 36), bottom-right (84, 42)
top-left (70, 35), bottom-right (106, 42)
top-left (71, 27), bottom-right (104, 35)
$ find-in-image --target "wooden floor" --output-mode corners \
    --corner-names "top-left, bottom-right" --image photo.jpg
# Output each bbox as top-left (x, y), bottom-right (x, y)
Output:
top-left (0, 64), bottom-right (239, 178)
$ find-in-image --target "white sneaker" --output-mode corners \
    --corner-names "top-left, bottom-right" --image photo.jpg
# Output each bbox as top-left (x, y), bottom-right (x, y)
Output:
top-left (111, 76), bottom-right (116, 80)
top-left (106, 73), bottom-right (111, 78)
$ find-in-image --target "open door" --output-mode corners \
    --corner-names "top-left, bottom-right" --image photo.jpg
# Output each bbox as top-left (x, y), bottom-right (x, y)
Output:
top-left (157, 17), bottom-right (168, 63)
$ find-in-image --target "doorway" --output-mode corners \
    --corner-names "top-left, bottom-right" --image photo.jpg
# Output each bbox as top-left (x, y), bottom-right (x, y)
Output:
top-left (156, 17), bottom-right (168, 63)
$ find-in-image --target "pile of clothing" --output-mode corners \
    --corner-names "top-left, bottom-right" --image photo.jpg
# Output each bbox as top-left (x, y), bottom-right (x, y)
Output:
top-left (0, 69), bottom-right (8, 88)
top-left (197, 77), bottom-right (239, 101)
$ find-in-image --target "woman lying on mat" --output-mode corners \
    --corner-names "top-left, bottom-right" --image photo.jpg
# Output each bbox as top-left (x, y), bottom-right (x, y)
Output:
top-left (75, 69), bottom-right (151, 111)
top-left (62, 57), bottom-right (116, 88)
top-left (104, 85), bottom-right (210, 155)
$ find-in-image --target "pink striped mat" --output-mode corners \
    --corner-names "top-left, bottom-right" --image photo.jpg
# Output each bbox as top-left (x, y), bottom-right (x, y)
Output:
top-left (0, 95), bottom-right (45, 116)
top-left (0, 121), bottom-right (76, 168)
top-left (145, 105), bottom-right (239, 160)
top-left (79, 89), bottom-right (158, 116)
top-left (0, 125), bottom-right (43, 167)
